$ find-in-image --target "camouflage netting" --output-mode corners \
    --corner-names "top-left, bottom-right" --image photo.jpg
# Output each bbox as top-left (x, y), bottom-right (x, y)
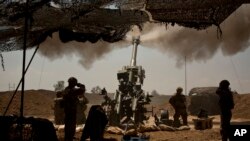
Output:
top-left (0, 0), bottom-right (250, 52)
top-left (188, 87), bottom-right (220, 116)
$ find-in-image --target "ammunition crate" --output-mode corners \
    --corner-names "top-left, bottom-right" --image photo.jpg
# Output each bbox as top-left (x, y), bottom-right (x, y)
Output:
top-left (192, 117), bottom-right (214, 130)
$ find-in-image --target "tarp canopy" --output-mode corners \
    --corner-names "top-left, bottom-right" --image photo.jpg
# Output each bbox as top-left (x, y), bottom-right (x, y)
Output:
top-left (0, 0), bottom-right (250, 51)
top-left (188, 87), bottom-right (220, 115)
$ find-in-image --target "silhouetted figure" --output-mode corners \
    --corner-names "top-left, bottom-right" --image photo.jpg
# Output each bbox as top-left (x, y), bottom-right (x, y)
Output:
top-left (216, 80), bottom-right (234, 141)
top-left (81, 105), bottom-right (108, 141)
top-left (32, 117), bottom-right (59, 141)
top-left (169, 87), bottom-right (188, 127)
top-left (101, 87), bottom-right (107, 95)
top-left (0, 116), bottom-right (58, 141)
top-left (63, 77), bottom-right (85, 141)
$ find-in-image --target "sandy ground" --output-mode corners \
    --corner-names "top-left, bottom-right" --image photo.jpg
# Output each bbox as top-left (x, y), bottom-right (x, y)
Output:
top-left (1, 90), bottom-right (250, 141)
top-left (54, 116), bottom-right (250, 141)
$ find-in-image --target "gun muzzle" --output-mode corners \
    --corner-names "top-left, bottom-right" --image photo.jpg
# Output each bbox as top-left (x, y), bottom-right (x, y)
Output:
top-left (130, 37), bottom-right (140, 66)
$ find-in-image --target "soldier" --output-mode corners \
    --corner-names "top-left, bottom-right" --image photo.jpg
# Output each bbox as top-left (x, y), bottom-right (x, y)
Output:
top-left (81, 105), bottom-right (108, 141)
top-left (169, 87), bottom-right (188, 127)
top-left (216, 80), bottom-right (234, 141)
top-left (63, 77), bottom-right (86, 141)
top-left (100, 87), bottom-right (107, 95)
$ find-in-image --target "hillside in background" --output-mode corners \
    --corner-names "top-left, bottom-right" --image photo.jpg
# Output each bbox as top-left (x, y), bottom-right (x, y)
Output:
top-left (0, 90), bottom-right (250, 120)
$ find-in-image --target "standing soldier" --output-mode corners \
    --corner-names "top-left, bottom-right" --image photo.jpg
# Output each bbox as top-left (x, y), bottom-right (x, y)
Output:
top-left (63, 77), bottom-right (86, 141)
top-left (216, 80), bottom-right (234, 141)
top-left (169, 87), bottom-right (188, 127)
top-left (101, 87), bottom-right (107, 95)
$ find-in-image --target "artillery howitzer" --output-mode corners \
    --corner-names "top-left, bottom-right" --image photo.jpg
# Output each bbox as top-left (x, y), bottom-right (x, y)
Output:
top-left (102, 37), bottom-right (152, 126)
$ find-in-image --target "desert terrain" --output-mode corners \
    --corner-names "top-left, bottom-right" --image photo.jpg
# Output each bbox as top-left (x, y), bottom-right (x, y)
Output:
top-left (1, 90), bottom-right (250, 141)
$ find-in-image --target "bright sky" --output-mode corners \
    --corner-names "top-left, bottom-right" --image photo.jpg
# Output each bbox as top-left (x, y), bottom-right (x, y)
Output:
top-left (1, 4), bottom-right (250, 95)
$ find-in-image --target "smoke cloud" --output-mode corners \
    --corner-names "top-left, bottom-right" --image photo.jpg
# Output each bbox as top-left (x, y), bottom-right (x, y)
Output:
top-left (39, 5), bottom-right (250, 69)
top-left (39, 24), bottom-right (142, 69)
top-left (39, 32), bottom-right (129, 69)
top-left (140, 5), bottom-right (250, 67)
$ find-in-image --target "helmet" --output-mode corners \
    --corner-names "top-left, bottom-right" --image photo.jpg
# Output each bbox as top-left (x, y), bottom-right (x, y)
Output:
top-left (219, 80), bottom-right (230, 88)
top-left (176, 87), bottom-right (183, 92)
top-left (68, 77), bottom-right (77, 84)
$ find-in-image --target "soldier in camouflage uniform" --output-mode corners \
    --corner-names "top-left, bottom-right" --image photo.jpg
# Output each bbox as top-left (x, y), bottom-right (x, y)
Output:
top-left (216, 80), bottom-right (234, 141)
top-left (169, 87), bottom-right (188, 127)
top-left (63, 77), bottom-right (86, 141)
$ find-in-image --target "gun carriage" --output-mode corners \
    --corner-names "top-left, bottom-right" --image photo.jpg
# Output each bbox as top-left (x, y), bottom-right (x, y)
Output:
top-left (102, 37), bottom-right (152, 126)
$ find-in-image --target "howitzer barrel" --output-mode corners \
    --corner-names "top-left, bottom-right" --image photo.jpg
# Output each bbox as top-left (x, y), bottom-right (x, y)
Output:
top-left (130, 37), bottom-right (140, 66)
top-left (116, 92), bottom-right (122, 114)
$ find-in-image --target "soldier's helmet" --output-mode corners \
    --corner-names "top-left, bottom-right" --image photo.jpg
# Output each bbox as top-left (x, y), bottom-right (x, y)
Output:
top-left (219, 80), bottom-right (230, 88)
top-left (176, 87), bottom-right (183, 93)
top-left (68, 77), bottom-right (78, 85)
